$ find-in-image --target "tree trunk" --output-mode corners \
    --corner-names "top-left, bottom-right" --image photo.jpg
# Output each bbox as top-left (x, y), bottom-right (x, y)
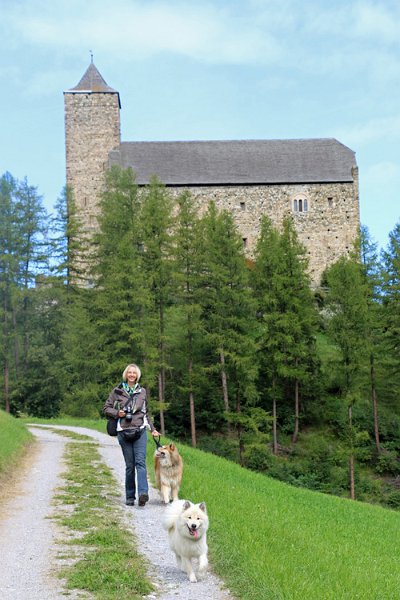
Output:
top-left (219, 348), bottom-right (229, 412)
top-left (349, 404), bottom-right (355, 500)
top-left (3, 291), bottom-right (10, 413)
top-left (158, 371), bottom-right (165, 435)
top-left (189, 356), bottom-right (196, 447)
top-left (292, 377), bottom-right (300, 443)
top-left (370, 354), bottom-right (381, 453)
top-left (272, 397), bottom-right (278, 455)
top-left (158, 302), bottom-right (165, 435)
top-left (236, 388), bottom-right (245, 467)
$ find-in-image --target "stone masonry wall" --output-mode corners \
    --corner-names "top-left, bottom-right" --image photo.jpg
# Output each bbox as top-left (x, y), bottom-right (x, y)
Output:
top-left (64, 92), bottom-right (120, 234)
top-left (169, 176), bottom-right (360, 286)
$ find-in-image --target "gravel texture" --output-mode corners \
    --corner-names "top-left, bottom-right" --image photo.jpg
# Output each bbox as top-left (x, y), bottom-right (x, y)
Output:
top-left (0, 425), bottom-right (234, 600)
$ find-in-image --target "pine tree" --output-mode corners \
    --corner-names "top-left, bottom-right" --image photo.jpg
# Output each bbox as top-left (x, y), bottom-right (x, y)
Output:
top-left (139, 177), bottom-right (174, 434)
top-left (360, 225), bottom-right (384, 452)
top-left (93, 166), bottom-right (146, 385)
top-left (0, 173), bottom-right (19, 412)
top-left (252, 217), bottom-right (319, 451)
top-left (325, 255), bottom-right (369, 499)
top-left (196, 202), bottom-right (258, 458)
top-left (171, 191), bottom-right (202, 446)
top-left (381, 222), bottom-right (400, 398)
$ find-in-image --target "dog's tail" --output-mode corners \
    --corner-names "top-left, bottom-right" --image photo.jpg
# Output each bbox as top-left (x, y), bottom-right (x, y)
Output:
top-left (163, 499), bottom-right (191, 531)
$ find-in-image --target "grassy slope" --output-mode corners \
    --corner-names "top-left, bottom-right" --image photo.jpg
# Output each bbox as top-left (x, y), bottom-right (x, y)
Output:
top-left (4, 415), bottom-right (400, 600)
top-left (0, 410), bottom-right (33, 477)
top-left (164, 441), bottom-right (400, 600)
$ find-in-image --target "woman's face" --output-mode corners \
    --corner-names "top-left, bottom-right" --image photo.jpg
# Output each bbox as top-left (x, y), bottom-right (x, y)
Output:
top-left (126, 367), bottom-right (138, 386)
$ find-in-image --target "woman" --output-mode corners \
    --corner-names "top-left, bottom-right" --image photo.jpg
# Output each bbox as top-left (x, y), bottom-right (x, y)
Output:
top-left (103, 363), bottom-right (159, 506)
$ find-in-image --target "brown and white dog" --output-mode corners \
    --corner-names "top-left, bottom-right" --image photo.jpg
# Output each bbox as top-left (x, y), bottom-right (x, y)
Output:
top-left (154, 443), bottom-right (183, 504)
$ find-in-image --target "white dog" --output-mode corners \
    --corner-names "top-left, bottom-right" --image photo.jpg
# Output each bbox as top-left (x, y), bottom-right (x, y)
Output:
top-left (163, 499), bottom-right (209, 583)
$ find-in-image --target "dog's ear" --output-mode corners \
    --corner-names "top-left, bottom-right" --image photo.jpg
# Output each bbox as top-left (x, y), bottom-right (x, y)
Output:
top-left (182, 500), bottom-right (191, 511)
top-left (169, 444), bottom-right (175, 451)
top-left (199, 502), bottom-right (207, 513)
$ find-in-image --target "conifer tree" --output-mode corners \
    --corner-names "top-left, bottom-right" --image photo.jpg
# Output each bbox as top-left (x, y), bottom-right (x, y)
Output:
top-left (196, 202), bottom-right (258, 453)
top-left (0, 173), bottom-right (19, 412)
top-left (360, 225), bottom-right (384, 452)
top-left (139, 177), bottom-right (174, 434)
top-left (325, 255), bottom-right (369, 499)
top-left (252, 216), bottom-right (284, 454)
top-left (171, 191), bottom-right (201, 446)
top-left (381, 222), bottom-right (400, 398)
top-left (93, 166), bottom-right (146, 385)
top-left (252, 217), bottom-right (319, 451)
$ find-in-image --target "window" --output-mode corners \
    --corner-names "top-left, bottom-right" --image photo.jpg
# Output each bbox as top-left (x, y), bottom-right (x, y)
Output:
top-left (293, 195), bottom-right (309, 213)
top-left (242, 238), bottom-right (248, 248)
top-left (328, 197), bottom-right (333, 208)
top-left (240, 201), bottom-right (246, 211)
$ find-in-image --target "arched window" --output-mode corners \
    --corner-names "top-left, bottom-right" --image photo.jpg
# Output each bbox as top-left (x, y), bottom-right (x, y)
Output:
top-left (293, 194), bottom-right (309, 213)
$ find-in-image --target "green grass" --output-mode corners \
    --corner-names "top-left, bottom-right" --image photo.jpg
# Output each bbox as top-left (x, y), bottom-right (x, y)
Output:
top-left (52, 432), bottom-right (154, 600)
top-left (0, 409), bottom-right (33, 477)
top-left (174, 443), bottom-right (400, 600)
top-left (8, 416), bottom-right (400, 599)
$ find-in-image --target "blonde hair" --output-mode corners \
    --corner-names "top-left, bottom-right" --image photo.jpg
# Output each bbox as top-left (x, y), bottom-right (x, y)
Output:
top-left (122, 363), bottom-right (141, 382)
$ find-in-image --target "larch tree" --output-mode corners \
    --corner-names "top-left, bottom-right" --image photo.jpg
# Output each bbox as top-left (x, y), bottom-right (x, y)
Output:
top-left (325, 255), bottom-right (369, 500)
top-left (196, 202), bottom-right (258, 461)
top-left (139, 177), bottom-right (175, 435)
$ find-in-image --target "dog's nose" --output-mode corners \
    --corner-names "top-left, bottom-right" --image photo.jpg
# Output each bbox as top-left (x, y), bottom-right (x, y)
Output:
top-left (191, 524), bottom-right (197, 529)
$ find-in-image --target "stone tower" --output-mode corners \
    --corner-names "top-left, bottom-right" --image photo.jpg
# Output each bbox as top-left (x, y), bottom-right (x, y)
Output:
top-left (64, 61), bottom-right (121, 234)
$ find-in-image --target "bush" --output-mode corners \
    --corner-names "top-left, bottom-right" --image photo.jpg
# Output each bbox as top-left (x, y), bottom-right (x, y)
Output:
top-left (375, 450), bottom-right (400, 476)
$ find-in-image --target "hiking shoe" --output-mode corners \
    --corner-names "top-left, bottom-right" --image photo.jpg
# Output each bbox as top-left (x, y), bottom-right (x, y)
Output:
top-left (138, 494), bottom-right (149, 506)
top-left (126, 499), bottom-right (135, 506)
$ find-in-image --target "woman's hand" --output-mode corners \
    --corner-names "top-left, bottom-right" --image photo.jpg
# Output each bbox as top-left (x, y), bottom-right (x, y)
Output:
top-left (152, 430), bottom-right (160, 437)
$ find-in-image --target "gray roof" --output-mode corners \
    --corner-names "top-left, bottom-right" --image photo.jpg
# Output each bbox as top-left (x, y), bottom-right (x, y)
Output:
top-left (108, 138), bottom-right (356, 185)
top-left (66, 63), bottom-right (121, 106)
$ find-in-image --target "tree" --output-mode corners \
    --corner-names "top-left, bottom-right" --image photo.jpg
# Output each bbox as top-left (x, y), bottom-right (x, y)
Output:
top-left (139, 178), bottom-right (174, 435)
top-left (252, 217), bottom-right (319, 451)
top-left (325, 255), bottom-right (369, 499)
top-left (381, 222), bottom-right (400, 392)
top-left (196, 202), bottom-right (258, 459)
top-left (360, 225), bottom-right (384, 453)
top-left (172, 191), bottom-right (202, 446)
top-left (0, 173), bottom-right (19, 412)
top-left (93, 166), bottom-right (146, 385)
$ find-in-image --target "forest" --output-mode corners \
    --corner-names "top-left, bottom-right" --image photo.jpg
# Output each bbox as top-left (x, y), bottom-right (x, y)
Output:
top-left (1, 166), bottom-right (399, 509)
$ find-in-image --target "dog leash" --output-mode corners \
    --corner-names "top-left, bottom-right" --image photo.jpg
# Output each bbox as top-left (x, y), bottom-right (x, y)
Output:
top-left (153, 434), bottom-right (162, 449)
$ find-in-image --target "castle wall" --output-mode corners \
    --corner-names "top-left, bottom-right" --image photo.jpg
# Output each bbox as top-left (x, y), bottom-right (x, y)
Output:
top-left (64, 92), bottom-right (120, 233)
top-left (169, 176), bottom-right (360, 285)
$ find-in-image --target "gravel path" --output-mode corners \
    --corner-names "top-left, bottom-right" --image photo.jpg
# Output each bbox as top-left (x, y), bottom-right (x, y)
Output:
top-left (0, 425), bottom-right (234, 600)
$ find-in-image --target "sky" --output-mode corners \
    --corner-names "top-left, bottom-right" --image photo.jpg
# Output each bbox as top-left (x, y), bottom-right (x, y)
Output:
top-left (1, 0), bottom-right (399, 251)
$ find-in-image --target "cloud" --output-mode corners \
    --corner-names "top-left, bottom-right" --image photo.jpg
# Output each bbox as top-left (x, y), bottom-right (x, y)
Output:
top-left (2, 0), bottom-right (281, 66)
top-left (364, 161), bottom-right (400, 186)
top-left (335, 115), bottom-right (400, 146)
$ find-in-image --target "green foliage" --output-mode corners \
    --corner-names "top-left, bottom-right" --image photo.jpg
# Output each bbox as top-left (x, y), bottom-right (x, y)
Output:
top-left (0, 409), bottom-right (32, 476)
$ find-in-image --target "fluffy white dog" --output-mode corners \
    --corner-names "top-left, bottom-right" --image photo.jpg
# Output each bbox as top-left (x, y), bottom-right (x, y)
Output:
top-left (163, 499), bottom-right (209, 583)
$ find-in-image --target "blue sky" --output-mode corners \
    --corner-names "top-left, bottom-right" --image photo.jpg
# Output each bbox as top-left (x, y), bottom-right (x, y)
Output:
top-left (1, 0), bottom-right (399, 251)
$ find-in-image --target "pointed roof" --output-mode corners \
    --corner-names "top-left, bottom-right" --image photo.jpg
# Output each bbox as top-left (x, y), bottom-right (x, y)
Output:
top-left (66, 62), bottom-right (121, 106)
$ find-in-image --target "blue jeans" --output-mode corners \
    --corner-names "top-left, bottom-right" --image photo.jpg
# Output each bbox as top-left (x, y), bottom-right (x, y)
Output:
top-left (117, 429), bottom-right (148, 501)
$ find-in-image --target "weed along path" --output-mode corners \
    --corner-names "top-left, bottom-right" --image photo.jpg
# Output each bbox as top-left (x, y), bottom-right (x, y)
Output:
top-left (0, 425), bottom-right (234, 600)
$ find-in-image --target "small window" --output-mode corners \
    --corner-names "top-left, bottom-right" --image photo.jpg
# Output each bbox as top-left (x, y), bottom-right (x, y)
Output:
top-left (328, 197), bottom-right (333, 208)
top-left (240, 201), bottom-right (246, 211)
top-left (242, 238), bottom-right (248, 248)
top-left (293, 195), bottom-right (309, 213)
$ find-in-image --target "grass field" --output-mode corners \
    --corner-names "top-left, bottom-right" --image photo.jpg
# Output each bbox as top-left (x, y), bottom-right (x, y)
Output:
top-left (0, 409), bottom-right (33, 477)
top-left (3, 413), bottom-right (400, 599)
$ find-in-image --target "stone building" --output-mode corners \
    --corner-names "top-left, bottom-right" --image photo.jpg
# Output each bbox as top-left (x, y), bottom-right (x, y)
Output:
top-left (64, 62), bottom-right (360, 285)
